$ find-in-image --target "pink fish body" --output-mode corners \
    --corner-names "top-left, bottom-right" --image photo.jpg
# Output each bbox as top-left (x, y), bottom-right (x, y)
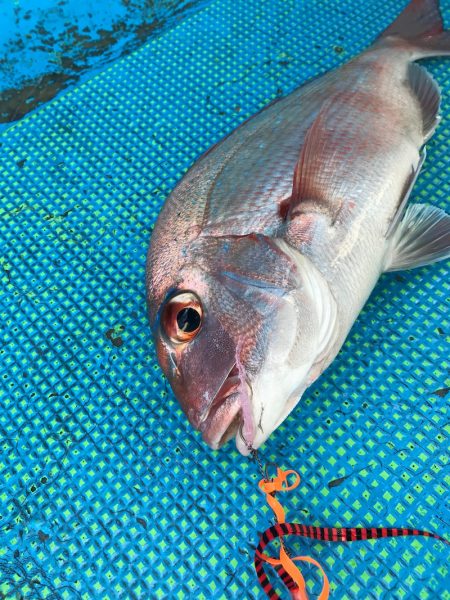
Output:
top-left (147, 0), bottom-right (450, 454)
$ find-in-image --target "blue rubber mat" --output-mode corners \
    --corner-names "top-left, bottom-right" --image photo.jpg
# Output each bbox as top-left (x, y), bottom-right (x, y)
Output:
top-left (0, 0), bottom-right (449, 598)
top-left (0, 0), bottom-right (208, 131)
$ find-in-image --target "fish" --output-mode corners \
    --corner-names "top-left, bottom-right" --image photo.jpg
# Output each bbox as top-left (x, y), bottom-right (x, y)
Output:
top-left (146, 0), bottom-right (450, 455)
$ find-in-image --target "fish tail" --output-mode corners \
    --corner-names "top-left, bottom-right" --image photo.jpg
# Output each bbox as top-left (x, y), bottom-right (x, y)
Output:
top-left (379, 0), bottom-right (450, 57)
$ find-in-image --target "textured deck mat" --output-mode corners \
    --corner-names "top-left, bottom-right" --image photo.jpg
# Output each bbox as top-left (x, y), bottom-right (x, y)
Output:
top-left (0, 0), bottom-right (449, 598)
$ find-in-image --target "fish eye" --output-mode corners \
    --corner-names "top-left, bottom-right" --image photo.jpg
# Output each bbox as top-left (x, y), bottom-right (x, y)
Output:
top-left (162, 292), bottom-right (203, 343)
top-left (176, 307), bottom-right (201, 333)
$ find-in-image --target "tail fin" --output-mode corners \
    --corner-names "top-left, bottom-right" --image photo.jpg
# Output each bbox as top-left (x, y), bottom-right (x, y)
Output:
top-left (379, 0), bottom-right (450, 57)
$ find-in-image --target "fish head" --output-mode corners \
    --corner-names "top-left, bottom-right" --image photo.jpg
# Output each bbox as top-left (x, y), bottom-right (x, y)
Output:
top-left (151, 283), bottom-right (242, 450)
top-left (147, 233), bottom-right (336, 454)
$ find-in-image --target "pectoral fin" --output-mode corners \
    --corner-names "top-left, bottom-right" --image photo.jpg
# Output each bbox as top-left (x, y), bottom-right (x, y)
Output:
top-left (385, 203), bottom-right (450, 272)
top-left (288, 95), bottom-right (358, 223)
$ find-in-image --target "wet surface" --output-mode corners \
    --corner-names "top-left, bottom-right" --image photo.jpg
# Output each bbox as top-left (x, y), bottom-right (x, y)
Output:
top-left (0, 0), bottom-right (205, 130)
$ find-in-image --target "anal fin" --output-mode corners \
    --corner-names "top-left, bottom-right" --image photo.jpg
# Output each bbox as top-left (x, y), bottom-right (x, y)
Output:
top-left (385, 147), bottom-right (426, 238)
top-left (385, 203), bottom-right (450, 272)
top-left (408, 63), bottom-right (441, 141)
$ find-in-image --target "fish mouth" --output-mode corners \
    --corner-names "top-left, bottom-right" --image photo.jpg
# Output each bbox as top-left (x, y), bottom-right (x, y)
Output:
top-left (200, 365), bottom-right (251, 450)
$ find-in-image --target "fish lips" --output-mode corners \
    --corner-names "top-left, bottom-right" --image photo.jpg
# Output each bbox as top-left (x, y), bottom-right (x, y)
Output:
top-left (199, 366), bottom-right (253, 451)
top-left (200, 393), bottom-right (243, 450)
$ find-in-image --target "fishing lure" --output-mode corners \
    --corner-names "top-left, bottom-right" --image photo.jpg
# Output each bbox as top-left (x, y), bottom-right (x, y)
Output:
top-left (254, 466), bottom-right (448, 599)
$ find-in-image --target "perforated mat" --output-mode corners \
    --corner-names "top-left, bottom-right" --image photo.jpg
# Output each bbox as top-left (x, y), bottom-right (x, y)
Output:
top-left (0, 0), bottom-right (449, 598)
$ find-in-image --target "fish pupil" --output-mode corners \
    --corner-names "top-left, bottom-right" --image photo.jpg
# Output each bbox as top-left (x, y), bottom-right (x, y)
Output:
top-left (177, 307), bottom-right (201, 333)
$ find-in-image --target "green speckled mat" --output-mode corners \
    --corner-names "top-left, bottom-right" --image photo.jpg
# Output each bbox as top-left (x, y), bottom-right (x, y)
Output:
top-left (0, 0), bottom-right (449, 597)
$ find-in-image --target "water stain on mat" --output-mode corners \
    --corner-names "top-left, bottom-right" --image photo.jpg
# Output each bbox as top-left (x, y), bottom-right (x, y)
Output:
top-left (0, 0), bottom-right (208, 127)
top-left (434, 387), bottom-right (449, 397)
top-left (105, 324), bottom-right (125, 347)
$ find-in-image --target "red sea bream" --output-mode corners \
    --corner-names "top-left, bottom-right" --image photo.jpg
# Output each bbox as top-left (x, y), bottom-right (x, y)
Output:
top-left (146, 0), bottom-right (450, 455)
